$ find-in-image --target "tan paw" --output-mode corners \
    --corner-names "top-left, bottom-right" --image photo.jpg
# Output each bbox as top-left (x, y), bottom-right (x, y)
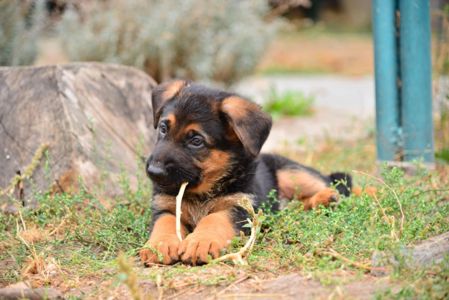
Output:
top-left (140, 234), bottom-right (180, 266)
top-left (178, 231), bottom-right (230, 265)
top-left (306, 188), bottom-right (339, 210)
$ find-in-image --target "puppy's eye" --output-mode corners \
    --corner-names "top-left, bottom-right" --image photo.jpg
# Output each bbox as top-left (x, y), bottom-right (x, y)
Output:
top-left (159, 123), bottom-right (168, 135)
top-left (189, 136), bottom-right (204, 148)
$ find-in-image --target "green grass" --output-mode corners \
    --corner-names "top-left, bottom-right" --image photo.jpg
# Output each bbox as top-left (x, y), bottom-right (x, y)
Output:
top-left (253, 166), bottom-right (449, 272)
top-left (1, 142), bottom-right (449, 297)
top-left (264, 87), bottom-right (315, 117)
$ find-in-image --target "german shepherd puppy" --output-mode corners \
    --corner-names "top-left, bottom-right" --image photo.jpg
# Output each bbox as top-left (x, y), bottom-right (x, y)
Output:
top-left (140, 80), bottom-right (351, 265)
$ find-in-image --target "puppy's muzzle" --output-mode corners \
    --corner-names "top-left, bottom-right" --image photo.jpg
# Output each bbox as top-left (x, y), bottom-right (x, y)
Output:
top-left (147, 163), bottom-right (168, 181)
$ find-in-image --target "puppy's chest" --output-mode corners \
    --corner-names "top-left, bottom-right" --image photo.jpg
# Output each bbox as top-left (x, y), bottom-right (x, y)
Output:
top-left (153, 193), bottom-right (252, 228)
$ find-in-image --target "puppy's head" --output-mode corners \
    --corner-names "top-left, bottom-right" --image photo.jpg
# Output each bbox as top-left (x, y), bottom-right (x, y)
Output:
top-left (146, 80), bottom-right (272, 195)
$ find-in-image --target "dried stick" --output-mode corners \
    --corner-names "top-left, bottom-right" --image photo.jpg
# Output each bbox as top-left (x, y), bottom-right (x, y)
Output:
top-left (322, 248), bottom-right (386, 272)
top-left (213, 197), bottom-right (262, 265)
top-left (176, 182), bottom-right (188, 241)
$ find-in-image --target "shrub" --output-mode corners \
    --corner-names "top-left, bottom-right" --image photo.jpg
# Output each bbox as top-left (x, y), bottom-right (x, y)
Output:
top-left (58, 0), bottom-right (277, 84)
top-left (0, 0), bottom-right (42, 66)
top-left (264, 87), bottom-right (315, 117)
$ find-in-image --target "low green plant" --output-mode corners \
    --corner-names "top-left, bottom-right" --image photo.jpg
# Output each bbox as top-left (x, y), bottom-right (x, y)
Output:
top-left (1, 154), bottom-right (448, 297)
top-left (253, 166), bottom-right (449, 273)
top-left (264, 87), bottom-right (315, 117)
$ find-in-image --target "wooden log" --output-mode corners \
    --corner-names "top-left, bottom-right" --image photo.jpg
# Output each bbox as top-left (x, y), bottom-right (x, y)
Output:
top-left (0, 63), bottom-right (156, 206)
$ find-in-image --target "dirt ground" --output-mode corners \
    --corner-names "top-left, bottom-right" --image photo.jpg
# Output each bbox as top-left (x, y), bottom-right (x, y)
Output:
top-left (51, 261), bottom-right (392, 299)
top-left (132, 271), bottom-right (392, 300)
top-left (34, 30), bottom-right (374, 76)
top-left (258, 31), bottom-right (373, 76)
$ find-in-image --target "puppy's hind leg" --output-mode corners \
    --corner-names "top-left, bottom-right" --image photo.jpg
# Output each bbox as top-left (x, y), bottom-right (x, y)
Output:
top-left (276, 168), bottom-right (338, 210)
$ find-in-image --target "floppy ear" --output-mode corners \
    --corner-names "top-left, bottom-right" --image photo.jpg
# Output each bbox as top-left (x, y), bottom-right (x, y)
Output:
top-left (221, 96), bottom-right (272, 157)
top-left (151, 80), bottom-right (188, 128)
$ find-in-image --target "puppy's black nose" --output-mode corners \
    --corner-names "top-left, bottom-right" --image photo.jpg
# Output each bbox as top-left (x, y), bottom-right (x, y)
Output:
top-left (147, 164), bottom-right (167, 179)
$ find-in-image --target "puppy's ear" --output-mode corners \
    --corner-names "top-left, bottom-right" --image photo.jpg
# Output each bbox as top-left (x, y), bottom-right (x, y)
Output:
top-left (151, 80), bottom-right (188, 128)
top-left (221, 96), bottom-right (272, 157)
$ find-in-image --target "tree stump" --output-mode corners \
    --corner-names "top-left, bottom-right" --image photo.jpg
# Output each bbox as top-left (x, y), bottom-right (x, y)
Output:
top-left (0, 63), bottom-right (156, 207)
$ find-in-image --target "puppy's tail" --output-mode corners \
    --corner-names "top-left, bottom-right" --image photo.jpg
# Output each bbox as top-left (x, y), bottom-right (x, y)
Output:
top-left (329, 172), bottom-right (352, 197)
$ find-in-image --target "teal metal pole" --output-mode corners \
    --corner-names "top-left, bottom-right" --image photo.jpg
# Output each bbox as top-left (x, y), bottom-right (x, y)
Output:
top-left (372, 0), bottom-right (400, 162)
top-left (399, 0), bottom-right (434, 163)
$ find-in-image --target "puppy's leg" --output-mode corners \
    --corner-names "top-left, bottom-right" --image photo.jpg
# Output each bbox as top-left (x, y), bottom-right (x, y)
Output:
top-left (277, 169), bottom-right (337, 210)
top-left (178, 209), bottom-right (236, 265)
top-left (140, 214), bottom-right (187, 265)
top-left (302, 188), bottom-right (338, 210)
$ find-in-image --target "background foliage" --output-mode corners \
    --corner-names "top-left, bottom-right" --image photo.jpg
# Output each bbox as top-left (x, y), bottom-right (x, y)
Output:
top-left (0, 0), bottom-right (42, 66)
top-left (58, 0), bottom-right (277, 84)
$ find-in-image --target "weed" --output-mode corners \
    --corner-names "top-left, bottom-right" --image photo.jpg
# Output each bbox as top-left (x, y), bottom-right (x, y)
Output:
top-left (264, 87), bottom-right (315, 117)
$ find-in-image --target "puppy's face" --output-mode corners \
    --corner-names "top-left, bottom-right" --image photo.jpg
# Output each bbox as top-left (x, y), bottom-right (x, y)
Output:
top-left (146, 80), bottom-right (272, 196)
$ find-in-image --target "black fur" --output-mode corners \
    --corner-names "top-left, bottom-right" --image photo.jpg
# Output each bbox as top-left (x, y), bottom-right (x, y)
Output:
top-left (147, 81), bottom-right (352, 233)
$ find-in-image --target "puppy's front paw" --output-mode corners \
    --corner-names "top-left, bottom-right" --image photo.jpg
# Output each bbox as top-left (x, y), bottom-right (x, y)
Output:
top-left (178, 231), bottom-right (230, 265)
top-left (140, 234), bottom-right (180, 266)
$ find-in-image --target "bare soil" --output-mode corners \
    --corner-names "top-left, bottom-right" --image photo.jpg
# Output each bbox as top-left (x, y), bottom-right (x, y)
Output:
top-left (258, 31), bottom-right (374, 76)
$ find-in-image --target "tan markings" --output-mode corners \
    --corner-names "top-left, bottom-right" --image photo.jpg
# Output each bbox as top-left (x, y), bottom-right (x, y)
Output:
top-left (226, 124), bottom-right (240, 143)
top-left (150, 214), bottom-right (187, 240)
top-left (183, 123), bottom-right (201, 133)
top-left (161, 80), bottom-right (186, 101)
top-left (365, 186), bottom-right (378, 197)
top-left (152, 80), bottom-right (187, 128)
top-left (222, 96), bottom-right (256, 120)
top-left (139, 214), bottom-right (187, 265)
top-left (175, 123), bottom-right (210, 143)
top-left (152, 194), bottom-right (176, 214)
top-left (189, 150), bottom-right (231, 194)
top-left (352, 186), bottom-right (363, 196)
top-left (221, 95), bottom-right (271, 156)
top-left (153, 193), bottom-right (249, 229)
top-left (351, 185), bottom-right (377, 197)
top-left (302, 188), bottom-right (338, 210)
top-left (277, 169), bottom-right (327, 199)
top-left (164, 113), bottom-right (176, 128)
top-left (179, 210), bottom-right (236, 264)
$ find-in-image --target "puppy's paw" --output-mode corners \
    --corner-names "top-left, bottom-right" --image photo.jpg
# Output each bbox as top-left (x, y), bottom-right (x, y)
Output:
top-left (140, 234), bottom-right (180, 266)
top-left (308, 188), bottom-right (339, 209)
top-left (178, 231), bottom-right (230, 265)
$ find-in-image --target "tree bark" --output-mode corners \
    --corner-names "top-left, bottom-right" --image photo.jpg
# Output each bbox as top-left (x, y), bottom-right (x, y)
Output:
top-left (0, 63), bottom-right (157, 206)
